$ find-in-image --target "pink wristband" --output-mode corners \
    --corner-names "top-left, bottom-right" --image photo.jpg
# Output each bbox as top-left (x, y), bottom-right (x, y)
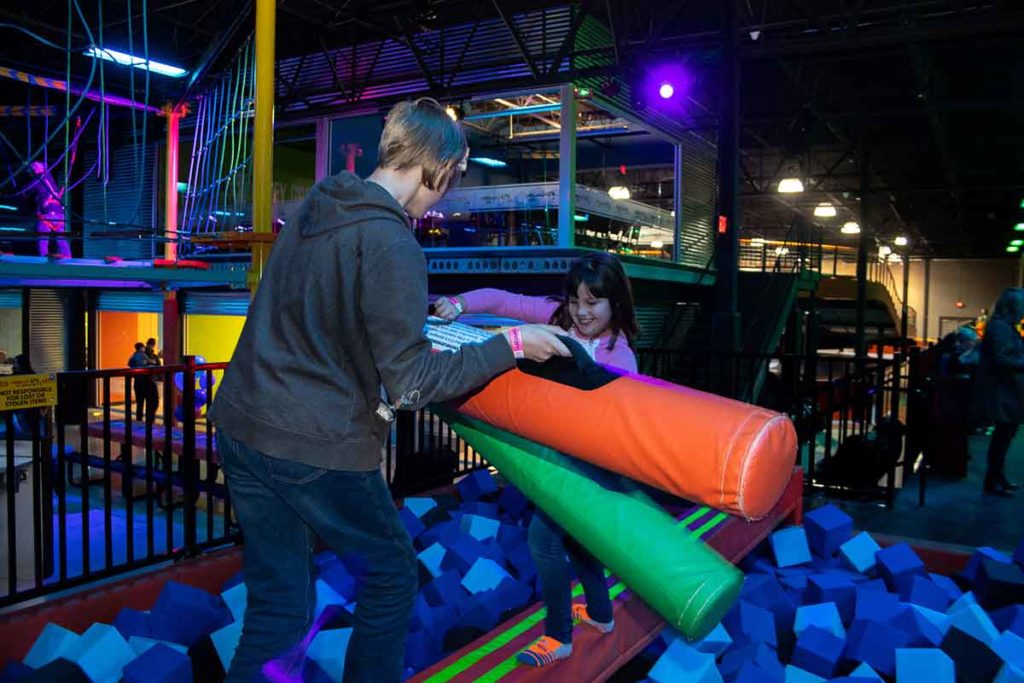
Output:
top-left (507, 327), bottom-right (525, 359)
top-left (447, 297), bottom-right (463, 314)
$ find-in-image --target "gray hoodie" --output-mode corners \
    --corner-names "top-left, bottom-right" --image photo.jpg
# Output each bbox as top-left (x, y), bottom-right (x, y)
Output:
top-left (208, 172), bottom-right (514, 471)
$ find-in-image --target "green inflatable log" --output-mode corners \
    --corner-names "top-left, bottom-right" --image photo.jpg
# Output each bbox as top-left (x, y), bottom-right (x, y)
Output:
top-left (437, 408), bottom-right (743, 641)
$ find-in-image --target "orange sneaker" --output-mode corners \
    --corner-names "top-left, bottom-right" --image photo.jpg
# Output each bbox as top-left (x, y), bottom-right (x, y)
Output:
top-left (572, 604), bottom-right (615, 634)
top-left (515, 635), bottom-right (573, 668)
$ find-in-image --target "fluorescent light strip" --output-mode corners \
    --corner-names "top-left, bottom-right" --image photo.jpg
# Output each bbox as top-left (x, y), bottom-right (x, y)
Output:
top-left (470, 157), bottom-right (508, 168)
top-left (464, 103), bottom-right (561, 121)
top-left (85, 46), bottom-right (188, 78)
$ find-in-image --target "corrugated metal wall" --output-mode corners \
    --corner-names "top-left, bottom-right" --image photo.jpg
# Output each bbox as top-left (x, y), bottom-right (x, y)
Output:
top-left (96, 291), bottom-right (164, 313)
top-left (83, 143), bottom-right (160, 260)
top-left (28, 289), bottom-right (65, 374)
top-left (182, 292), bottom-right (250, 316)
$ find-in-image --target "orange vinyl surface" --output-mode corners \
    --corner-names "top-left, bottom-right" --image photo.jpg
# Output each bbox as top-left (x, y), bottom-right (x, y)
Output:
top-left (454, 370), bottom-right (797, 520)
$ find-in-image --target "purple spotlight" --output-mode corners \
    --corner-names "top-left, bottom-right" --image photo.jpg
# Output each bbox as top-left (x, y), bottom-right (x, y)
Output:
top-left (658, 82), bottom-right (675, 99)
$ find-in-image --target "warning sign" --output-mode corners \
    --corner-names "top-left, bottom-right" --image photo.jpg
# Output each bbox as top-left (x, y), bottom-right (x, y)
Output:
top-left (0, 374), bottom-right (57, 411)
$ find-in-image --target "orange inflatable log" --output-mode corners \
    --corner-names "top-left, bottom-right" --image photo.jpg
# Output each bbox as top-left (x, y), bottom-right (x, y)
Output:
top-left (451, 360), bottom-right (797, 521)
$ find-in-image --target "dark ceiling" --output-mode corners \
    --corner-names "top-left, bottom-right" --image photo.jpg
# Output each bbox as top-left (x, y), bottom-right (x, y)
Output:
top-left (0, 0), bottom-right (1021, 257)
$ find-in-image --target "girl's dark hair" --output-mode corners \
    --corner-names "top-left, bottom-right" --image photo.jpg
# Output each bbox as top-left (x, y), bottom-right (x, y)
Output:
top-left (548, 252), bottom-right (639, 349)
top-left (991, 287), bottom-right (1024, 326)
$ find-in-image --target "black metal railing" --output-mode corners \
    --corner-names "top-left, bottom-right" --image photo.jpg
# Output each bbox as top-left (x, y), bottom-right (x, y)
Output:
top-left (0, 357), bottom-right (486, 608)
top-left (2, 343), bottom-right (924, 607)
top-left (638, 346), bottom-right (914, 507)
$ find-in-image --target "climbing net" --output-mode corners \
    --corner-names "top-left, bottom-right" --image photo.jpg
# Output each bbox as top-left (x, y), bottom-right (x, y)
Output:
top-left (178, 36), bottom-right (255, 253)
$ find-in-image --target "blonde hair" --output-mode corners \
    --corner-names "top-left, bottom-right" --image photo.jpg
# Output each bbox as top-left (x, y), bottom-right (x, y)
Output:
top-left (378, 98), bottom-right (467, 192)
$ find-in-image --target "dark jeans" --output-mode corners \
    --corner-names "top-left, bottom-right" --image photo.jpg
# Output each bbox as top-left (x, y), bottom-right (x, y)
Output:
top-left (133, 377), bottom-right (158, 423)
top-left (528, 510), bottom-right (613, 644)
top-left (986, 422), bottom-right (1019, 485)
top-left (217, 430), bottom-right (417, 683)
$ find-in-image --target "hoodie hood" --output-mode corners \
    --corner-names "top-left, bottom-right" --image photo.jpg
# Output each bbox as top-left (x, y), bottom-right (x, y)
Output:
top-left (296, 171), bottom-right (409, 237)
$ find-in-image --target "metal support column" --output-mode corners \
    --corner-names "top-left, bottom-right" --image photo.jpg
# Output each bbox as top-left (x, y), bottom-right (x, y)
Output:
top-left (557, 84), bottom-right (576, 248)
top-left (713, 0), bottom-right (741, 396)
top-left (249, 0), bottom-right (276, 296)
top-left (315, 117), bottom-right (331, 182)
top-left (923, 257), bottom-right (932, 343)
top-left (673, 143), bottom-right (683, 264)
top-left (161, 105), bottom-right (186, 261)
top-left (900, 253), bottom-right (911, 346)
top-left (855, 144), bottom-right (869, 368)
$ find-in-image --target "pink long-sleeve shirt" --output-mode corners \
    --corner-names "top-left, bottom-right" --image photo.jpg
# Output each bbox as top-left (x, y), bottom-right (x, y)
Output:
top-left (461, 288), bottom-right (638, 373)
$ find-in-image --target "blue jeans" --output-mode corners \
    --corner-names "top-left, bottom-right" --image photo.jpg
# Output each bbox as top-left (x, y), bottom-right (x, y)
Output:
top-left (528, 511), bottom-right (613, 644)
top-left (218, 430), bottom-right (417, 683)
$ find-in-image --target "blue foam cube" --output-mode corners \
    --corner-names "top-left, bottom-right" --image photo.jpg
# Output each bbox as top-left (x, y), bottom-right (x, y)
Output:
top-left (734, 660), bottom-right (783, 683)
top-left (723, 600), bottom-right (778, 648)
top-left (720, 642), bottom-right (784, 681)
top-left (791, 626), bottom-right (845, 678)
top-left (930, 573), bottom-right (963, 602)
top-left (804, 505), bottom-right (854, 558)
top-left (854, 586), bottom-right (904, 624)
top-left (23, 623), bottom-right (80, 669)
top-left (128, 636), bottom-right (189, 657)
top-left (497, 486), bottom-right (529, 519)
top-left (845, 619), bottom-right (910, 676)
top-left (461, 558), bottom-right (512, 595)
top-left (423, 570), bottom-right (470, 612)
top-left (905, 575), bottom-right (951, 612)
top-left (893, 604), bottom-right (948, 647)
top-left (795, 603), bottom-right (844, 639)
top-left (319, 563), bottom-right (355, 602)
top-left (995, 630), bottom-right (1024, 670)
top-left (441, 535), bottom-right (489, 576)
top-left (403, 497), bottom-right (438, 518)
top-left (694, 623), bottom-right (733, 657)
top-left (859, 578), bottom-right (889, 593)
top-left (454, 593), bottom-right (504, 632)
top-left (457, 470), bottom-right (498, 501)
top-left (418, 542), bottom-right (447, 579)
top-left (948, 591), bottom-right (979, 615)
top-left (807, 574), bottom-right (857, 624)
top-left (784, 665), bottom-right (826, 683)
top-left (493, 577), bottom-right (533, 613)
top-left (314, 578), bottom-right (347, 621)
top-left (648, 640), bottom-right (723, 683)
top-left (404, 627), bottom-right (440, 672)
top-left (306, 627), bottom-right (352, 681)
top-left (122, 643), bottom-right (192, 683)
top-left (850, 662), bottom-right (883, 680)
top-left (895, 648), bottom-right (954, 683)
top-left (771, 527), bottom-right (813, 568)
top-left (462, 502), bottom-right (500, 518)
top-left (964, 547), bottom-right (1012, 585)
top-left (220, 582), bottom-right (247, 622)
top-left (496, 524), bottom-right (527, 551)
top-left (947, 602), bottom-right (999, 647)
top-left (993, 606), bottom-right (1024, 638)
top-left (149, 581), bottom-right (231, 647)
top-left (876, 544), bottom-right (927, 595)
top-left (460, 514), bottom-right (500, 542)
top-left (840, 532), bottom-right (881, 574)
top-left (399, 506), bottom-right (426, 540)
top-left (998, 663), bottom-right (1024, 683)
top-left (417, 520), bottom-right (461, 550)
top-left (209, 619), bottom-right (242, 672)
top-left (114, 608), bottom-right (152, 640)
top-left (69, 623), bottom-right (135, 683)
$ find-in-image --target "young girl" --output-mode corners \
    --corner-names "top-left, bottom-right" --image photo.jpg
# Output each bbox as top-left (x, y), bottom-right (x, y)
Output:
top-left (434, 252), bottom-right (640, 667)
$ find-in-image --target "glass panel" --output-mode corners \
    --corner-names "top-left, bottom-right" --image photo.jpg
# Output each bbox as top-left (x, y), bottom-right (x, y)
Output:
top-left (421, 90), bottom-right (563, 248)
top-left (574, 98), bottom-right (676, 261)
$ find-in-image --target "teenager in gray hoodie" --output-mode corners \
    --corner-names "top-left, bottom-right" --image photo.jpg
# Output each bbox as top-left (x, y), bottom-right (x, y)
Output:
top-left (209, 98), bottom-right (569, 683)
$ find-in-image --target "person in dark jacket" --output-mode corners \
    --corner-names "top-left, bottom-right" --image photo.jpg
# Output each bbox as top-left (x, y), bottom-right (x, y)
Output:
top-left (974, 287), bottom-right (1024, 497)
top-left (208, 98), bottom-right (569, 683)
top-left (128, 342), bottom-right (157, 423)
